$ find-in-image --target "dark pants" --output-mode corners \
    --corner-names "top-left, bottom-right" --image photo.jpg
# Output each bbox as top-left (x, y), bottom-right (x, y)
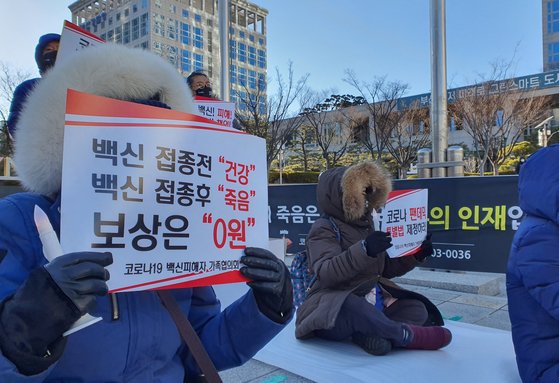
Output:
top-left (314, 294), bottom-right (428, 347)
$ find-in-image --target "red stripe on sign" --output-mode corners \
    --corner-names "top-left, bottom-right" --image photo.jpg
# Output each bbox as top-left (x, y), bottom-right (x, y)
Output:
top-left (64, 20), bottom-right (105, 43)
top-left (386, 189), bottom-right (422, 203)
top-left (65, 120), bottom-right (245, 134)
top-left (65, 89), bottom-right (223, 127)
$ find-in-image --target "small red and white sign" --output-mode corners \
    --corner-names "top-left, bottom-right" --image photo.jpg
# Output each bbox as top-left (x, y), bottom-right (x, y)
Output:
top-left (194, 96), bottom-right (236, 129)
top-left (373, 189), bottom-right (428, 258)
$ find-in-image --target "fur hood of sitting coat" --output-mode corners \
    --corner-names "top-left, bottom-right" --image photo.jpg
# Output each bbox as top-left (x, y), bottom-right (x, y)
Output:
top-left (13, 43), bottom-right (195, 196)
top-left (295, 161), bottom-right (443, 339)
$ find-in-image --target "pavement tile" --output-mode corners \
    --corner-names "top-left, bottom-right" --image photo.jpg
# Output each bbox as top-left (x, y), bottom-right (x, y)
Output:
top-left (436, 301), bottom-right (495, 324)
top-left (474, 309), bottom-right (511, 331)
top-left (450, 294), bottom-right (508, 310)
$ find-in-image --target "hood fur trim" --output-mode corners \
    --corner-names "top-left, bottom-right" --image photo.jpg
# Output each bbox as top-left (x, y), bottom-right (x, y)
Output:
top-left (341, 161), bottom-right (392, 222)
top-left (14, 43), bottom-right (195, 195)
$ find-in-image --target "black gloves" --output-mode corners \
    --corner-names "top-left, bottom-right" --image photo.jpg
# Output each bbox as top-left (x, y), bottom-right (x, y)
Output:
top-left (414, 233), bottom-right (433, 262)
top-left (0, 252), bottom-right (112, 375)
top-left (364, 231), bottom-right (393, 257)
top-left (44, 251), bottom-right (113, 315)
top-left (240, 247), bottom-right (293, 324)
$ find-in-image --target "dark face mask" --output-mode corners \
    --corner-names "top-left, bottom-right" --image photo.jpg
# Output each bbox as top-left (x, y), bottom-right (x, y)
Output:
top-left (40, 50), bottom-right (58, 73)
top-left (195, 86), bottom-right (213, 98)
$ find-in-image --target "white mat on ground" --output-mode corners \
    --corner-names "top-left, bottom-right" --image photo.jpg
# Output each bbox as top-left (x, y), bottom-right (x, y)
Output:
top-left (253, 320), bottom-right (521, 383)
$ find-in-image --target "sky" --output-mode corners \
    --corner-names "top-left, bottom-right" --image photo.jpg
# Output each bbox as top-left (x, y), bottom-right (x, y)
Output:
top-left (0, 1), bottom-right (543, 98)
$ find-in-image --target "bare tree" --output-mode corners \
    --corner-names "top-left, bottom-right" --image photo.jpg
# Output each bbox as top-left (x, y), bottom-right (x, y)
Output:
top-left (290, 123), bottom-right (316, 171)
top-left (300, 93), bottom-right (364, 169)
top-left (344, 70), bottom-right (410, 160)
top-left (235, 61), bottom-right (309, 168)
top-left (0, 62), bottom-right (32, 157)
top-left (451, 63), bottom-right (551, 175)
top-left (384, 102), bottom-right (431, 179)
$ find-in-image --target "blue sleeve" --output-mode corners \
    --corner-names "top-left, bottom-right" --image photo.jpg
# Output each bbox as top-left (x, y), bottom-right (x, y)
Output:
top-left (0, 197), bottom-right (55, 382)
top-left (7, 79), bottom-right (38, 135)
top-left (515, 222), bottom-right (559, 321)
top-left (182, 287), bottom-right (291, 377)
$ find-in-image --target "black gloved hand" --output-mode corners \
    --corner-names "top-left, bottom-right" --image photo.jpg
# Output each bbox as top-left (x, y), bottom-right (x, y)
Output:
top-left (364, 231), bottom-right (393, 257)
top-left (414, 233), bottom-right (433, 262)
top-left (240, 247), bottom-right (293, 324)
top-left (44, 251), bottom-right (113, 315)
top-left (0, 251), bottom-right (112, 376)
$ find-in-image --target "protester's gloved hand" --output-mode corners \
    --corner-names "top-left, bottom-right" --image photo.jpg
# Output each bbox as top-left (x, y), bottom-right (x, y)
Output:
top-left (414, 233), bottom-right (433, 262)
top-left (240, 247), bottom-right (293, 324)
top-left (0, 251), bottom-right (112, 376)
top-left (364, 231), bottom-right (393, 257)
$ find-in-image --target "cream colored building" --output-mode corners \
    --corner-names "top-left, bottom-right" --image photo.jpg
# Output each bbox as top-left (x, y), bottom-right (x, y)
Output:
top-left (69, 0), bottom-right (268, 105)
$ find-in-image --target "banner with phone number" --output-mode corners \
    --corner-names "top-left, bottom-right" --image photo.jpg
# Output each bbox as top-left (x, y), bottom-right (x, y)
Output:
top-left (268, 176), bottom-right (520, 273)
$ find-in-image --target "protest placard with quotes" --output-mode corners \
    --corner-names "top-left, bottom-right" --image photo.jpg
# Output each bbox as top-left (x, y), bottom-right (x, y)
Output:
top-left (373, 189), bottom-right (428, 258)
top-left (60, 89), bottom-right (268, 293)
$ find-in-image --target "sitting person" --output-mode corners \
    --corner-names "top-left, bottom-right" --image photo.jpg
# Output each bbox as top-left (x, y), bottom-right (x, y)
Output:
top-left (295, 161), bottom-right (452, 355)
top-left (0, 43), bottom-right (293, 382)
top-left (507, 144), bottom-right (559, 383)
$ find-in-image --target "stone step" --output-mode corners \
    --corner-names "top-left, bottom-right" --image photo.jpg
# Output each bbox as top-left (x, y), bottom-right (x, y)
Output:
top-left (393, 268), bottom-right (505, 296)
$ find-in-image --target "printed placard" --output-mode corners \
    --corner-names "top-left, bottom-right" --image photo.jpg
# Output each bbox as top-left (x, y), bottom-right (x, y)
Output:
top-left (194, 96), bottom-right (236, 128)
top-left (373, 189), bottom-right (428, 258)
top-left (57, 20), bottom-right (105, 65)
top-left (60, 89), bottom-right (268, 292)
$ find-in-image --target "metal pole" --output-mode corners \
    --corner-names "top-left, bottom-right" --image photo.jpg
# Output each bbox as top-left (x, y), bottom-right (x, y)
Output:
top-left (218, 0), bottom-right (230, 101)
top-left (429, 0), bottom-right (448, 178)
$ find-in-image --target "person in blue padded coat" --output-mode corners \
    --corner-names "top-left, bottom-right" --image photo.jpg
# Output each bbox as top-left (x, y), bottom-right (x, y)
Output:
top-left (507, 144), bottom-right (559, 383)
top-left (0, 43), bottom-right (293, 382)
top-left (7, 33), bottom-right (60, 136)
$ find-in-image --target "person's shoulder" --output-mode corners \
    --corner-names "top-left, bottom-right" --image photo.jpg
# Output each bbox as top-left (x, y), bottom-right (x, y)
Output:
top-left (13, 78), bottom-right (40, 96)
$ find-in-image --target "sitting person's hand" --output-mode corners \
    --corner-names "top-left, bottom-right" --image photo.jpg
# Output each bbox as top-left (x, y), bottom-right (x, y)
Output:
top-left (240, 247), bottom-right (293, 324)
top-left (414, 233), bottom-right (433, 262)
top-left (364, 231), bottom-right (393, 257)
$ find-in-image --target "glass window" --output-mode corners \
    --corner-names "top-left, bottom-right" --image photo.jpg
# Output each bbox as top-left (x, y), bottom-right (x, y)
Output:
top-left (194, 53), bottom-right (203, 71)
top-left (239, 31), bottom-right (245, 39)
top-left (238, 43), bottom-right (246, 62)
top-left (140, 13), bottom-right (149, 36)
top-left (181, 50), bottom-right (191, 73)
top-left (194, 27), bottom-right (203, 48)
top-left (168, 19), bottom-right (178, 40)
top-left (115, 25), bottom-right (122, 43)
top-left (125, 8), bottom-right (129, 17)
top-left (258, 73), bottom-right (266, 91)
top-left (133, 4), bottom-right (138, 13)
top-left (248, 70), bottom-right (256, 89)
top-left (257, 49), bottom-right (266, 68)
top-left (249, 34), bottom-right (254, 42)
top-left (230, 40), bottom-right (236, 59)
top-left (132, 17), bottom-right (139, 40)
top-left (183, 9), bottom-right (189, 18)
top-left (248, 46), bottom-right (256, 65)
top-left (123, 22), bottom-right (130, 43)
top-left (181, 22), bottom-right (190, 45)
top-left (239, 67), bottom-right (247, 86)
top-left (230, 65), bottom-right (237, 84)
top-left (107, 29), bottom-right (114, 41)
top-left (547, 0), bottom-right (559, 33)
top-left (195, 14), bottom-right (202, 22)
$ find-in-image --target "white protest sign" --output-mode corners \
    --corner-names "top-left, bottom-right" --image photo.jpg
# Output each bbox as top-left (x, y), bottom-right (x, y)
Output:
top-left (57, 20), bottom-right (105, 65)
top-left (194, 96), bottom-right (236, 129)
top-left (60, 90), bottom-right (268, 292)
top-left (373, 189), bottom-right (428, 258)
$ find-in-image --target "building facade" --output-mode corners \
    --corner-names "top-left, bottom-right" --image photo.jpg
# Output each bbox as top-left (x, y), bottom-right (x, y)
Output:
top-left (543, 0), bottom-right (559, 71)
top-left (69, 0), bottom-right (268, 104)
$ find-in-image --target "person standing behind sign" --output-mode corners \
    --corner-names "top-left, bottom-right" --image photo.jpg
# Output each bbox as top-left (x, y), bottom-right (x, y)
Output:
top-left (187, 71), bottom-right (214, 98)
top-left (507, 144), bottom-right (559, 383)
top-left (0, 43), bottom-right (293, 382)
top-left (7, 33), bottom-right (60, 136)
top-left (295, 161), bottom-right (452, 355)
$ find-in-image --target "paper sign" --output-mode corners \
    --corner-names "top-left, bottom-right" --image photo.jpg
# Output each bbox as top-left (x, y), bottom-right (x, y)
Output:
top-left (57, 20), bottom-right (105, 65)
top-left (373, 189), bottom-right (428, 258)
top-left (60, 90), bottom-right (268, 293)
top-left (194, 96), bottom-right (236, 128)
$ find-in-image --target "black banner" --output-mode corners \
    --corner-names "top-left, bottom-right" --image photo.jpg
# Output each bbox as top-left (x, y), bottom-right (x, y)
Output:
top-left (268, 176), bottom-right (521, 273)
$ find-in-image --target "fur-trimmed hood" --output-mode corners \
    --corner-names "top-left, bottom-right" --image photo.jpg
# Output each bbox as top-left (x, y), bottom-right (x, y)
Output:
top-left (14, 43), bottom-right (195, 195)
top-left (316, 161), bottom-right (392, 223)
